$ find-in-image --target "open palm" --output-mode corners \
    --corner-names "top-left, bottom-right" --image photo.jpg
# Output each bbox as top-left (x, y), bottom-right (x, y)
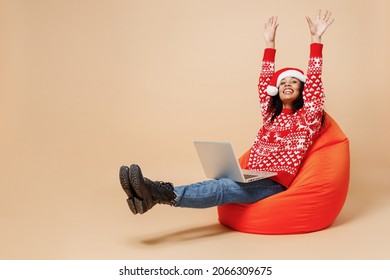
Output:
top-left (306, 10), bottom-right (334, 37)
top-left (264, 16), bottom-right (279, 43)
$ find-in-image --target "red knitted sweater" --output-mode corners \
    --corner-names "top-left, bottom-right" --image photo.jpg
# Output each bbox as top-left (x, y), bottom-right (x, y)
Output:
top-left (247, 43), bottom-right (325, 188)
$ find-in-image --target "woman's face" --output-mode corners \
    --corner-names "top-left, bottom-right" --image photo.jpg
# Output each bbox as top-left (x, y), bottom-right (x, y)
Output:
top-left (278, 77), bottom-right (302, 108)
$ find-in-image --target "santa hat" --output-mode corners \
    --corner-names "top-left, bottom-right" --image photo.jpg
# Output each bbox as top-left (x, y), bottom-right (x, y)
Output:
top-left (266, 67), bottom-right (306, 96)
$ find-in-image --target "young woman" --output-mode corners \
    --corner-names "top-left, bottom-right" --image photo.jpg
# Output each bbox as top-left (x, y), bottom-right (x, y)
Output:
top-left (119, 10), bottom-right (334, 215)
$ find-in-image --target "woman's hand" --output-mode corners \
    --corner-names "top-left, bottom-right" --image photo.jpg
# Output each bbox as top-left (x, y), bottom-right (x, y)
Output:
top-left (306, 10), bottom-right (334, 43)
top-left (264, 16), bottom-right (279, 49)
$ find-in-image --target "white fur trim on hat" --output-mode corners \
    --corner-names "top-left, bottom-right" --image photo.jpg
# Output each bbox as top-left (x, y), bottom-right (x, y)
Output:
top-left (265, 67), bottom-right (306, 96)
top-left (276, 70), bottom-right (306, 87)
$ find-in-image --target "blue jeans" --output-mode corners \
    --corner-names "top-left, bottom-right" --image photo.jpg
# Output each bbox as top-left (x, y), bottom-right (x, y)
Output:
top-left (173, 178), bottom-right (285, 208)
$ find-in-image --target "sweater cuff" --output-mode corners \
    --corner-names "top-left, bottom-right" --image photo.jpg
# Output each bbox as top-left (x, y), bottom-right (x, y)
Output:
top-left (310, 43), bottom-right (323, 57)
top-left (263, 48), bottom-right (276, 61)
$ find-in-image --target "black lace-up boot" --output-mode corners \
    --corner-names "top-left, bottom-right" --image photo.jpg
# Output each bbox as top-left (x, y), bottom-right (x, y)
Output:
top-left (129, 164), bottom-right (176, 214)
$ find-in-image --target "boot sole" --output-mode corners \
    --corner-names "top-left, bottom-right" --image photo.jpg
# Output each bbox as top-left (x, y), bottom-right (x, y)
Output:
top-left (119, 166), bottom-right (133, 197)
top-left (129, 164), bottom-right (144, 198)
top-left (133, 197), bottom-right (148, 214)
top-left (129, 164), bottom-right (154, 213)
top-left (126, 198), bottom-right (138, 215)
top-left (119, 166), bottom-right (138, 215)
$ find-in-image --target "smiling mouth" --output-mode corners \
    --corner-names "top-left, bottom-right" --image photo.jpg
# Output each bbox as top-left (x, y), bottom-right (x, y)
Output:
top-left (283, 89), bottom-right (294, 95)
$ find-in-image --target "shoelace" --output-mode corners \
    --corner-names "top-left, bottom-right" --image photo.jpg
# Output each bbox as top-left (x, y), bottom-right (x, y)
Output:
top-left (150, 181), bottom-right (173, 191)
top-left (147, 180), bottom-right (175, 202)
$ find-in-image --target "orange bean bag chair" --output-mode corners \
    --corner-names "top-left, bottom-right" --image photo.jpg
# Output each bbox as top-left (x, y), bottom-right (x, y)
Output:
top-left (218, 113), bottom-right (350, 234)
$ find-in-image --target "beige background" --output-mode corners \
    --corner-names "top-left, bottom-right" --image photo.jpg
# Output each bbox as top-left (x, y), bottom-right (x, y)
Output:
top-left (1, 0), bottom-right (389, 259)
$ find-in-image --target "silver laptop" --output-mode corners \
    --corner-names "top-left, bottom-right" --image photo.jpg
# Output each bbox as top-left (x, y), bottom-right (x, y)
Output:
top-left (194, 141), bottom-right (277, 183)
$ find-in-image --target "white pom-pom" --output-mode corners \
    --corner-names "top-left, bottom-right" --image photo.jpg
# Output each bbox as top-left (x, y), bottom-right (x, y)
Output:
top-left (266, 85), bottom-right (278, 96)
